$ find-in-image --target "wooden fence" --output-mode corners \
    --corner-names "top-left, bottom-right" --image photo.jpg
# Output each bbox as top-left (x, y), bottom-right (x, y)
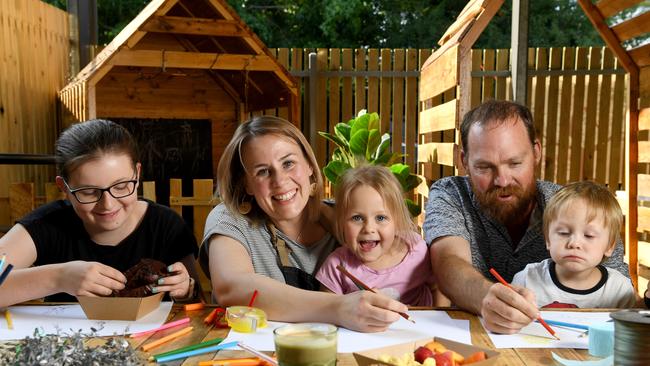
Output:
top-left (0, 0), bottom-right (70, 224)
top-left (260, 47), bottom-right (629, 193)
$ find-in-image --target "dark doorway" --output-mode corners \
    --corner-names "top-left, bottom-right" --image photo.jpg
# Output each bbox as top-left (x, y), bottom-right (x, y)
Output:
top-left (112, 118), bottom-right (213, 225)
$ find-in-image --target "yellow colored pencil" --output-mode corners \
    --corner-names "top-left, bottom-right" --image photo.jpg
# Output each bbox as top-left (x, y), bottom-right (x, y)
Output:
top-left (5, 310), bottom-right (13, 330)
top-left (141, 326), bottom-right (193, 352)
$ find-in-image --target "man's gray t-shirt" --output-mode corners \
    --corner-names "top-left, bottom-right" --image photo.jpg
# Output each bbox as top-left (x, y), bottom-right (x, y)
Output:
top-left (423, 176), bottom-right (629, 282)
top-left (200, 203), bottom-right (338, 283)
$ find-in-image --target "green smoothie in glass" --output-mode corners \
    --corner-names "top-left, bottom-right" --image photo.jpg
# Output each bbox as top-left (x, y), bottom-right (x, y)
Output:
top-left (273, 323), bottom-right (337, 366)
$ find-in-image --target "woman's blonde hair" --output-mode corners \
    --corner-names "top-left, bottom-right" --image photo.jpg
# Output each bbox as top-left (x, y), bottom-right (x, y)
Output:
top-left (334, 164), bottom-right (416, 248)
top-left (216, 116), bottom-right (323, 225)
top-left (544, 181), bottom-right (623, 250)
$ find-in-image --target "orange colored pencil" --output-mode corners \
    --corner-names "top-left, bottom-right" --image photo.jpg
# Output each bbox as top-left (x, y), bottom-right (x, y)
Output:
top-left (141, 326), bottom-right (193, 352)
top-left (335, 264), bottom-right (415, 323)
top-left (184, 302), bottom-right (205, 311)
top-left (199, 358), bottom-right (267, 366)
top-left (488, 268), bottom-right (560, 340)
top-left (204, 308), bottom-right (219, 324)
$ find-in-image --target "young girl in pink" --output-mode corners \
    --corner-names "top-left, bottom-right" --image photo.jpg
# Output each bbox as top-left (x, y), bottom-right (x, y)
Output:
top-left (316, 165), bottom-right (434, 306)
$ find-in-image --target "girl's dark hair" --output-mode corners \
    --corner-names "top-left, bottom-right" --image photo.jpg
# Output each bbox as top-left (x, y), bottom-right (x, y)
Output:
top-left (55, 119), bottom-right (139, 179)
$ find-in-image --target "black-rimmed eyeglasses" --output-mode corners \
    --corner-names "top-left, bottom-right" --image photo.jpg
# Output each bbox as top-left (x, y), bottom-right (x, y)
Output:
top-left (63, 178), bottom-right (138, 204)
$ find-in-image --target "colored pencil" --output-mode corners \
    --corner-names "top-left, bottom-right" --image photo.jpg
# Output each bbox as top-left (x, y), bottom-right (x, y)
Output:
top-left (130, 317), bottom-right (190, 338)
top-left (539, 319), bottom-right (589, 331)
top-left (184, 302), bottom-right (205, 311)
top-left (204, 308), bottom-right (219, 324)
top-left (0, 264), bottom-right (14, 287)
top-left (335, 264), bottom-right (415, 323)
top-left (141, 326), bottom-right (193, 352)
top-left (149, 337), bottom-right (224, 362)
top-left (489, 268), bottom-right (560, 340)
top-left (198, 358), bottom-right (268, 366)
top-left (0, 254), bottom-right (6, 272)
top-left (248, 289), bottom-right (259, 307)
top-left (237, 342), bottom-right (278, 366)
top-left (154, 341), bottom-right (239, 363)
top-left (5, 310), bottom-right (13, 330)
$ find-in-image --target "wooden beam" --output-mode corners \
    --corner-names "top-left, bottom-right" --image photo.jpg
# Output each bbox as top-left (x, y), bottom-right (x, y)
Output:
top-left (626, 70), bottom-right (640, 289)
top-left (420, 45), bottom-right (459, 102)
top-left (459, 0), bottom-right (505, 49)
top-left (511, 0), bottom-right (529, 105)
top-left (419, 99), bottom-right (457, 133)
top-left (611, 11), bottom-right (650, 42)
top-left (578, 0), bottom-right (639, 75)
top-left (640, 107), bottom-right (650, 130)
top-left (111, 50), bottom-right (278, 71)
top-left (629, 43), bottom-right (650, 68)
top-left (596, 0), bottom-right (643, 19)
top-left (417, 142), bottom-right (456, 167)
top-left (141, 16), bottom-right (247, 37)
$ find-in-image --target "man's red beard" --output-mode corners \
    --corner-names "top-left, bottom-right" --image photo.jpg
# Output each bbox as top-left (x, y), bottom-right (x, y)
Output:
top-left (472, 181), bottom-right (537, 225)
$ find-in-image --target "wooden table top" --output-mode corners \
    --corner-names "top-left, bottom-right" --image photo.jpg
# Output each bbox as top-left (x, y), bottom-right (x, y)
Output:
top-left (123, 305), bottom-right (601, 366)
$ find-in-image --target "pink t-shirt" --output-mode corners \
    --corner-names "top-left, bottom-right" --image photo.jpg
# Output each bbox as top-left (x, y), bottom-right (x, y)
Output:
top-left (315, 234), bottom-right (434, 306)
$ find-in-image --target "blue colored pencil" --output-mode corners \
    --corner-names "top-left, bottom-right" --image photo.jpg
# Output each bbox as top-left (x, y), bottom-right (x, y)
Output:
top-left (154, 341), bottom-right (239, 363)
top-left (0, 254), bottom-right (6, 272)
top-left (537, 319), bottom-right (589, 330)
top-left (0, 264), bottom-right (14, 286)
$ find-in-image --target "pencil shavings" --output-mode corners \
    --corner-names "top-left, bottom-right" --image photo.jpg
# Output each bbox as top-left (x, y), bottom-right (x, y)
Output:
top-left (0, 328), bottom-right (143, 365)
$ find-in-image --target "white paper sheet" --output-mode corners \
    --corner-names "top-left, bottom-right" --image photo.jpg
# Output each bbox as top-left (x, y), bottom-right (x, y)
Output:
top-left (483, 311), bottom-right (612, 349)
top-left (222, 310), bottom-right (471, 353)
top-left (0, 302), bottom-right (173, 341)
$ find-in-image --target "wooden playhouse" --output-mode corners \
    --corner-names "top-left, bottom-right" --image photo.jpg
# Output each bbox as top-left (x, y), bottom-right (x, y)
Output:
top-left (58, 0), bottom-right (299, 180)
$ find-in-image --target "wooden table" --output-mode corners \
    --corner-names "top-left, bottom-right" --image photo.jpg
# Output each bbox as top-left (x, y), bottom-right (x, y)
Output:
top-left (126, 305), bottom-right (600, 365)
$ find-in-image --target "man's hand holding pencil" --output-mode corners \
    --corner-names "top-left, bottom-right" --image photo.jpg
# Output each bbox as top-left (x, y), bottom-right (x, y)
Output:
top-left (481, 268), bottom-right (544, 336)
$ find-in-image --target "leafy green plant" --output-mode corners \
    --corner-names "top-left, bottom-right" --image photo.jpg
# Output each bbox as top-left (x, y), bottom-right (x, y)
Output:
top-left (319, 110), bottom-right (423, 216)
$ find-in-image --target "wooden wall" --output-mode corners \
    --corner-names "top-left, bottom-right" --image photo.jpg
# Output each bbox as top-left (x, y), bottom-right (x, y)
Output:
top-left (0, 0), bottom-right (69, 224)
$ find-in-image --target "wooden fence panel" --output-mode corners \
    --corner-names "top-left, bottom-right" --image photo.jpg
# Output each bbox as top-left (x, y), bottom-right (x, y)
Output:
top-left (0, 0), bottom-right (69, 223)
top-left (328, 48), bottom-right (341, 156)
top-left (392, 49), bottom-right (405, 156)
top-left (555, 48), bottom-right (575, 186)
top-left (543, 47), bottom-right (562, 182)
top-left (583, 47), bottom-right (603, 181)
top-left (341, 49), bottom-right (353, 123)
top-left (405, 49), bottom-right (419, 170)
top-left (355, 48), bottom-right (367, 114)
top-left (532, 48), bottom-right (548, 179)
top-left (570, 48), bottom-right (590, 182)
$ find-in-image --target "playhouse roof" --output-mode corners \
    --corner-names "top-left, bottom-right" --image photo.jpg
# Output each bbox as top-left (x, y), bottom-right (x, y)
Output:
top-left (60, 0), bottom-right (297, 113)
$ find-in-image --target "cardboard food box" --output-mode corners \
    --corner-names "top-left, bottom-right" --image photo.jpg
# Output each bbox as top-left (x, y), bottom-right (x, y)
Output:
top-left (77, 292), bottom-right (164, 320)
top-left (353, 337), bottom-right (499, 366)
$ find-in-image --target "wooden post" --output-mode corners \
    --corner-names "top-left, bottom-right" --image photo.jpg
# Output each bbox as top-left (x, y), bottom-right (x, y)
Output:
top-left (511, 0), bottom-right (529, 105)
top-left (308, 52), bottom-right (318, 147)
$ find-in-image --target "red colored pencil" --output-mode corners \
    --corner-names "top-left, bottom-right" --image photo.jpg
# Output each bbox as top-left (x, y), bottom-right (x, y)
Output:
top-left (248, 290), bottom-right (259, 307)
top-left (335, 264), bottom-right (415, 323)
top-left (489, 268), bottom-right (560, 340)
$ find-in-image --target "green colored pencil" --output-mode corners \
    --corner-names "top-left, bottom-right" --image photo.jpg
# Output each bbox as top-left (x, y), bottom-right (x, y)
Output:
top-left (148, 337), bottom-right (224, 361)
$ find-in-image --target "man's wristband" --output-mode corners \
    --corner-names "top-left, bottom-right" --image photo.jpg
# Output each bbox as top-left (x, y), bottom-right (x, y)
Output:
top-left (644, 289), bottom-right (650, 309)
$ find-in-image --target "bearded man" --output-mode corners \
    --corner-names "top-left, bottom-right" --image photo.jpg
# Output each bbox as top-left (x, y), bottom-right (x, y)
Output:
top-left (423, 100), bottom-right (629, 334)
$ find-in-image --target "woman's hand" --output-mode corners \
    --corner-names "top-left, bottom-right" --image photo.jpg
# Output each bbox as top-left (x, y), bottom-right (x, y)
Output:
top-left (58, 261), bottom-right (126, 297)
top-left (153, 262), bottom-right (193, 298)
top-left (336, 291), bottom-right (407, 332)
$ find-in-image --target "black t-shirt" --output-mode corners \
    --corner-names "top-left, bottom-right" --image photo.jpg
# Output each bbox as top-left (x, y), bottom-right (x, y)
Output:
top-left (17, 200), bottom-right (198, 302)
